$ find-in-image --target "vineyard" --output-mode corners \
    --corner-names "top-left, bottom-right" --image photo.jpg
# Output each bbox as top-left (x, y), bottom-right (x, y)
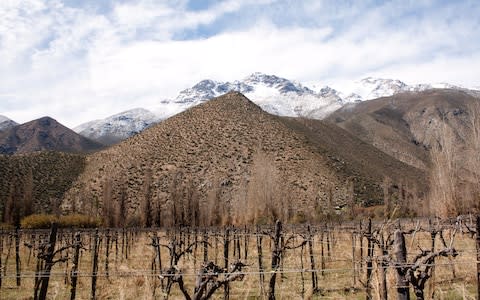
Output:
top-left (1, 216), bottom-right (479, 299)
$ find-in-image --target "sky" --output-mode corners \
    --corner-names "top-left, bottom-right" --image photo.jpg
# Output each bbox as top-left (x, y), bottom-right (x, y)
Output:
top-left (1, 0), bottom-right (479, 127)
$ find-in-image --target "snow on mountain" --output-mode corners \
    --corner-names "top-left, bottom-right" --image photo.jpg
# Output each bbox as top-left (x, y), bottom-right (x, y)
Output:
top-left (174, 79), bottom-right (252, 104)
top-left (74, 73), bottom-right (478, 144)
top-left (74, 108), bottom-right (159, 145)
top-left (0, 115), bottom-right (18, 131)
top-left (354, 77), bottom-right (408, 99)
top-left (156, 72), bottom-right (343, 120)
top-left (155, 73), bottom-right (479, 125)
top-left (336, 77), bottom-right (469, 101)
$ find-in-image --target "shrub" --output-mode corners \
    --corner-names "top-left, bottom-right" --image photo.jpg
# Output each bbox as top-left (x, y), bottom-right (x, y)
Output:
top-left (21, 214), bottom-right (56, 229)
top-left (291, 211), bottom-right (307, 224)
top-left (125, 214), bottom-right (142, 228)
top-left (59, 214), bottom-right (101, 228)
top-left (21, 214), bottom-right (100, 229)
top-left (0, 222), bottom-right (14, 230)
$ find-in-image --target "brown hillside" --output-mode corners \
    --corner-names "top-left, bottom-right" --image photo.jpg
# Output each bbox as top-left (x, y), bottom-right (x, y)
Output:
top-left (0, 117), bottom-right (104, 155)
top-left (279, 117), bottom-right (427, 198)
top-left (327, 89), bottom-right (479, 171)
top-left (61, 92), bottom-right (425, 225)
top-left (0, 152), bottom-right (86, 223)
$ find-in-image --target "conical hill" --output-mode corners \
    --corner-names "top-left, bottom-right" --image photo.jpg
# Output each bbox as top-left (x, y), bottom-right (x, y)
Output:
top-left (62, 92), bottom-right (425, 225)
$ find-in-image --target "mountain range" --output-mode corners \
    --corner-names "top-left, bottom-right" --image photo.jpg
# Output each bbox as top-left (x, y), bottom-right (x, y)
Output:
top-left (0, 87), bottom-right (478, 223)
top-left (1, 72), bottom-right (479, 224)
top-left (2, 73), bottom-right (475, 147)
top-left (70, 73), bottom-right (478, 144)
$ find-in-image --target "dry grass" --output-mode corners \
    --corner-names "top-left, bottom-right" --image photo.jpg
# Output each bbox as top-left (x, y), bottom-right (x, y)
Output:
top-left (0, 223), bottom-right (477, 299)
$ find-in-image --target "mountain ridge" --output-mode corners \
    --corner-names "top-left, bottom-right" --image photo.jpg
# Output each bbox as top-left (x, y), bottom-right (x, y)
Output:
top-left (72, 73), bottom-right (478, 143)
top-left (0, 116), bottom-right (104, 155)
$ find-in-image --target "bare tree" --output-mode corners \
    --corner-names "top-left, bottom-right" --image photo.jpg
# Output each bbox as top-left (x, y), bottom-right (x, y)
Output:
top-left (102, 179), bottom-right (115, 227)
top-left (429, 101), bottom-right (480, 217)
top-left (383, 177), bottom-right (393, 219)
top-left (157, 236), bottom-right (247, 300)
top-left (116, 185), bottom-right (128, 227)
top-left (23, 168), bottom-right (34, 217)
top-left (465, 101), bottom-right (480, 213)
top-left (141, 168), bottom-right (153, 227)
top-left (428, 119), bottom-right (459, 217)
top-left (205, 178), bottom-right (223, 226)
top-left (245, 151), bottom-right (281, 224)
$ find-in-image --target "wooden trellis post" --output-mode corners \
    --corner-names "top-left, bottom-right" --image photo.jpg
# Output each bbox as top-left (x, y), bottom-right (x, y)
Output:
top-left (105, 229), bottom-right (110, 278)
top-left (307, 225), bottom-right (318, 292)
top-left (91, 229), bottom-right (100, 300)
top-left (0, 229), bottom-right (3, 288)
top-left (70, 232), bottom-right (81, 300)
top-left (244, 225), bottom-right (248, 260)
top-left (224, 227), bottom-right (230, 300)
top-left (15, 227), bottom-right (21, 287)
top-left (320, 227), bottom-right (325, 276)
top-left (393, 230), bottom-right (410, 300)
top-left (352, 231), bottom-right (357, 287)
top-left (35, 223), bottom-right (59, 300)
top-left (366, 218), bottom-right (373, 300)
top-left (268, 220), bottom-right (282, 300)
top-left (203, 229), bottom-right (208, 263)
top-left (476, 215), bottom-right (480, 300)
top-left (256, 226), bottom-right (265, 297)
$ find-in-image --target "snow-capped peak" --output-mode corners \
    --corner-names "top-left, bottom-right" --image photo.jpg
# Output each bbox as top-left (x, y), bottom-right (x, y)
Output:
top-left (0, 115), bottom-right (18, 131)
top-left (333, 77), bottom-right (473, 101)
top-left (167, 72), bottom-right (343, 119)
top-left (348, 77), bottom-right (409, 100)
top-left (243, 72), bottom-right (315, 95)
top-left (0, 115), bottom-right (10, 123)
top-left (412, 82), bottom-right (462, 90)
top-left (74, 108), bottom-right (159, 145)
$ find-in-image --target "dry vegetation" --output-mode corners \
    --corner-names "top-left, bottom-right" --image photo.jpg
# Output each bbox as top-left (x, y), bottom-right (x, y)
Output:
top-left (58, 92), bottom-right (429, 227)
top-left (0, 152), bottom-right (86, 225)
top-left (61, 92), bottom-right (357, 226)
top-left (328, 89), bottom-right (480, 218)
top-left (0, 219), bottom-right (477, 299)
top-left (427, 100), bottom-right (480, 217)
top-left (0, 90), bottom-right (477, 231)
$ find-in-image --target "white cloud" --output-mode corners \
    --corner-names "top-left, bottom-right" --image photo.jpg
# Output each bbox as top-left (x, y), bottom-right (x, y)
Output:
top-left (0, 0), bottom-right (479, 127)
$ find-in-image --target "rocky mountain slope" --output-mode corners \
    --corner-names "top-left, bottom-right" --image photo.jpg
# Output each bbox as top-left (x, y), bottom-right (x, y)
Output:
top-left (73, 108), bottom-right (159, 145)
top-left (61, 92), bottom-right (425, 225)
top-left (0, 152), bottom-right (86, 222)
top-left (327, 89), bottom-right (479, 172)
top-left (0, 115), bottom-right (18, 132)
top-left (0, 117), bottom-right (104, 155)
